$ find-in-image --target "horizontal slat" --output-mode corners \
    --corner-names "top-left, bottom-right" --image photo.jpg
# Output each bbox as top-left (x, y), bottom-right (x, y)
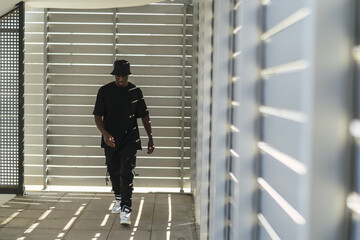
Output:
top-left (24, 53), bottom-right (44, 63)
top-left (47, 157), bottom-right (190, 168)
top-left (23, 125), bottom-right (43, 135)
top-left (264, 21), bottom-right (305, 69)
top-left (263, 71), bottom-right (304, 111)
top-left (24, 114), bottom-right (43, 123)
top-left (47, 95), bottom-right (191, 106)
top-left (24, 34), bottom-right (44, 42)
top-left (259, 190), bottom-right (299, 239)
top-left (25, 105), bottom-right (43, 115)
top-left (264, 0), bottom-right (305, 31)
top-left (24, 165), bottom-right (43, 175)
top-left (24, 135), bottom-right (43, 144)
top-left (48, 24), bottom-right (113, 33)
top-left (116, 25), bottom-right (192, 35)
top-left (47, 115), bottom-right (191, 126)
top-left (262, 115), bottom-right (302, 161)
top-left (47, 105), bottom-right (191, 116)
top-left (46, 177), bottom-right (190, 188)
top-left (47, 75), bottom-right (192, 87)
top-left (47, 65), bottom-right (188, 76)
top-left (47, 166), bottom-right (189, 178)
top-left (48, 13), bottom-right (113, 23)
top-left (24, 176), bottom-right (43, 185)
top-left (25, 84), bottom-right (43, 94)
top-left (25, 63), bottom-right (43, 74)
top-left (117, 15), bottom-right (189, 24)
top-left (24, 75), bottom-right (44, 84)
top-left (26, 11), bottom-right (44, 22)
top-left (47, 146), bottom-right (190, 157)
top-left (48, 55), bottom-right (192, 66)
top-left (24, 145), bottom-right (42, 155)
top-left (24, 23), bottom-right (44, 33)
top-left (47, 126), bottom-right (190, 137)
top-left (260, 153), bottom-right (301, 210)
top-left (117, 45), bottom-right (192, 55)
top-left (23, 155), bottom-right (43, 165)
top-left (48, 44), bottom-right (113, 54)
top-left (48, 34), bottom-right (113, 43)
top-left (47, 85), bottom-right (189, 96)
top-left (117, 5), bottom-right (185, 14)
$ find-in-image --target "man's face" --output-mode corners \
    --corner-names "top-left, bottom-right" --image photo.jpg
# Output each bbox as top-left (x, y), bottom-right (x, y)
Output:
top-left (115, 75), bottom-right (129, 87)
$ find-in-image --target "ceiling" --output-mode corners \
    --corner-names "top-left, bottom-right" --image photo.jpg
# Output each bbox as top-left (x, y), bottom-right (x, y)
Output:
top-left (0, 0), bottom-right (168, 17)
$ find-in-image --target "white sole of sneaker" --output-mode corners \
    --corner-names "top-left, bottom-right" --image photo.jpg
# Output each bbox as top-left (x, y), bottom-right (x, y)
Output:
top-left (120, 221), bottom-right (131, 225)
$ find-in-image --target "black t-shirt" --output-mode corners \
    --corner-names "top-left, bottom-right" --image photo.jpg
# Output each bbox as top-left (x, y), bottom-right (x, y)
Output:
top-left (93, 81), bottom-right (149, 149)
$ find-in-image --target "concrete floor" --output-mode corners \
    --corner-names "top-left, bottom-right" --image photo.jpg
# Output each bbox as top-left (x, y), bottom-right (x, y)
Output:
top-left (0, 192), bottom-right (198, 240)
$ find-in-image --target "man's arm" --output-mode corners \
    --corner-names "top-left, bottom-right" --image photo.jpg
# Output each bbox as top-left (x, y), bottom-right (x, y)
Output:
top-left (94, 115), bottom-right (115, 147)
top-left (141, 115), bottom-right (154, 154)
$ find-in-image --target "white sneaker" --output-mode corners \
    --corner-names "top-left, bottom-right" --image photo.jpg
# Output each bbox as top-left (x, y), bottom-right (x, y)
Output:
top-left (112, 200), bottom-right (121, 213)
top-left (120, 205), bottom-right (131, 225)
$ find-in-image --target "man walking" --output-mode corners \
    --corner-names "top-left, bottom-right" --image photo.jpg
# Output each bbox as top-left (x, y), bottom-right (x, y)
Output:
top-left (93, 60), bottom-right (154, 225)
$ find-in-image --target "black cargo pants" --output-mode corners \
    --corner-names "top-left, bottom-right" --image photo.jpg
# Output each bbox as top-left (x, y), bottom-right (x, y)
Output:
top-left (104, 142), bottom-right (137, 208)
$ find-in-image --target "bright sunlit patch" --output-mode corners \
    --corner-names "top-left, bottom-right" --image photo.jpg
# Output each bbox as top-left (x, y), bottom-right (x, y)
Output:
top-left (353, 46), bottom-right (360, 62)
top-left (257, 214), bottom-right (281, 240)
top-left (258, 178), bottom-right (306, 225)
top-left (347, 192), bottom-right (360, 215)
top-left (8, 201), bottom-right (41, 205)
top-left (38, 209), bottom-right (53, 220)
top-left (129, 197), bottom-right (145, 240)
top-left (258, 142), bottom-right (307, 175)
top-left (24, 223), bottom-right (40, 234)
top-left (63, 217), bottom-right (77, 230)
top-left (229, 172), bottom-right (239, 184)
top-left (260, 60), bottom-right (309, 78)
top-left (261, 8), bottom-right (311, 40)
top-left (1, 210), bottom-right (22, 226)
top-left (231, 101), bottom-right (240, 107)
top-left (233, 26), bottom-right (242, 34)
top-left (167, 194), bottom-right (172, 240)
top-left (57, 232), bottom-right (65, 238)
top-left (100, 214), bottom-right (110, 227)
top-left (75, 204), bottom-right (86, 216)
top-left (92, 233), bottom-right (101, 240)
top-left (230, 125), bottom-right (240, 133)
top-left (259, 105), bottom-right (307, 123)
top-left (232, 51), bottom-right (242, 58)
top-left (109, 202), bottom-right (115, 211)
top-left (230, 149), bottom-right (240, 158)
top-left (350, 119), bottom-right (360, 139)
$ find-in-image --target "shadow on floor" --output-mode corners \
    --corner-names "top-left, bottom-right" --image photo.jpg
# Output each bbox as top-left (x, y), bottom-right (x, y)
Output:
top-left (0, 192), bottom-right (198, 240)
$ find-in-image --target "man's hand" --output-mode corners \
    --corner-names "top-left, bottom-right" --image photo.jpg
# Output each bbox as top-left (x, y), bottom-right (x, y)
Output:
top-left (103, 133), bottom-right (115, 148)
top-left (147, 138), bottom-right (155, 154)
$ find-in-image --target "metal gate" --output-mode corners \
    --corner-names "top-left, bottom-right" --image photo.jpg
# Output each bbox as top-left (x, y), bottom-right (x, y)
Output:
top-left (0, 2), bottom-right (25, 194)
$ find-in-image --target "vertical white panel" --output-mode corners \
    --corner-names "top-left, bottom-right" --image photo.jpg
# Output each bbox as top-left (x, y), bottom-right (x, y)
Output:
top-left (304, 0), bottom-right (352, 239)
top-left (258, 0), bottom-right (352, 239)
top-left (195, 0), bottom-right (213, 239)
top-left (209, 0), bottom-right (231, 239)
top-left (228, 0), bottom-right (259, 239)
top-left (24, 7), bottom-right (45, 187)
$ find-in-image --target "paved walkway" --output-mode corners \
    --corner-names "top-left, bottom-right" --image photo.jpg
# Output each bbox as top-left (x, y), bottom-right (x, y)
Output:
top-left (0, 192), bottom-right (198, 240)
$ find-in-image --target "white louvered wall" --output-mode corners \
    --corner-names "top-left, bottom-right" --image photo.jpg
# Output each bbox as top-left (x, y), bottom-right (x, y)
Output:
top-left (257, 1), bottom-right (310, 239)
top-left (24, 2), bottom-right (193, 191)
top-left (24, 8), bottom-right (45, 187)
